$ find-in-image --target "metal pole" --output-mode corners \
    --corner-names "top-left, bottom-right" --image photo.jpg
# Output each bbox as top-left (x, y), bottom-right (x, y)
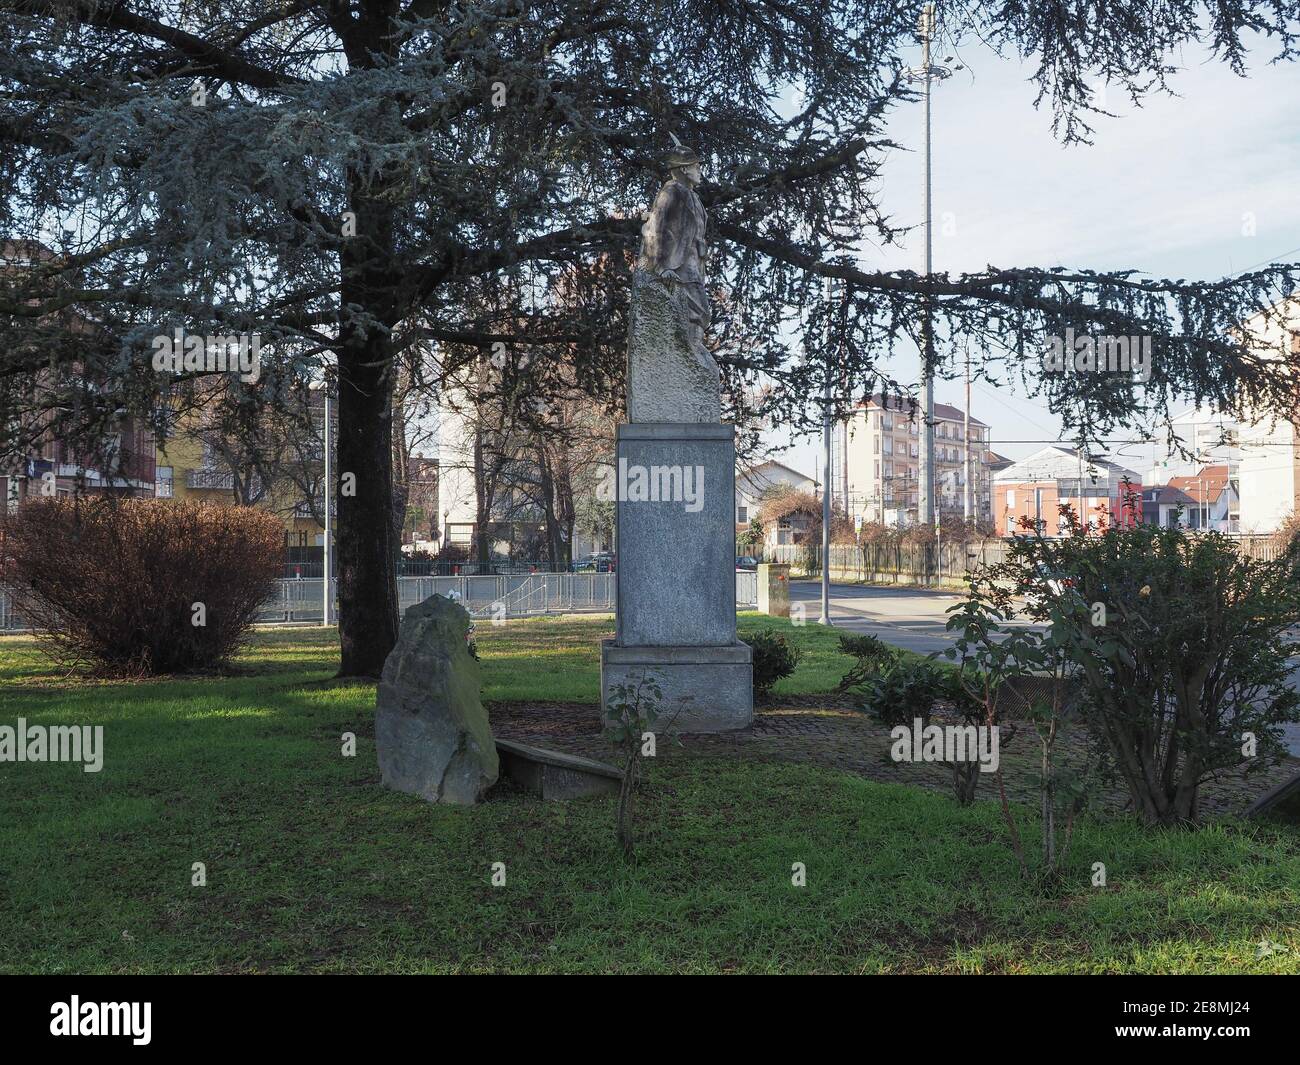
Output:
top-left (917, 2), bottom-right (935, 528)
top-left (1078, 447), bottom-right (1084, 529)
top-left (963, 351), bottom-right (972, 520)
top-left (821, 277), bottom-right (834, 626)
top-left (322, 383), bottom-right (331, 627)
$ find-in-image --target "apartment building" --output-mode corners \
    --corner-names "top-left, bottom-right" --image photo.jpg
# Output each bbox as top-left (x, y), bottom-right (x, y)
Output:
top-left (1145, 406), bottom-right (1243, 487)
top-left (840, 393), bottom-right (996, 526)
top-left (153, 385), bottom-right (333, 551)
top-left (3, 422), bottom-right (158, 511)
top-left (1233, 297), bottom-right (1300, 534)
top-left (1141, 465), bottom-right (1237, 531)
top-left (993, 446), bottom-right (1142, 536)
top-left (1, 240), bottom-right (157, 510)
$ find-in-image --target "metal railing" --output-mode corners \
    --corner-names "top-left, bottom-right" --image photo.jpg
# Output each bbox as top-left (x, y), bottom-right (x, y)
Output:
top-left (282, 558), bottom-right (611, 579)
top-left (771, 532), bottom-right (1289, 584)
top-left (186, 469), bottom-right (236, 489)
top-left (1, 570), bottom-right (761, 632)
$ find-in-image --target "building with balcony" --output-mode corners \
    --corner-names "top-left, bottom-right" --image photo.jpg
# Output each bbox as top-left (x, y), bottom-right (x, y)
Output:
top-left (839, 393), bottom-right (998, 527)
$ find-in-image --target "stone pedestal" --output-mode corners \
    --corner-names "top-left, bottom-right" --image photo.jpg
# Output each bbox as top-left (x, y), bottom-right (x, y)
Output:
top-left (600, 422), bottom-right (753, 732)
top-left (757, 563), bottom-right (791, 617)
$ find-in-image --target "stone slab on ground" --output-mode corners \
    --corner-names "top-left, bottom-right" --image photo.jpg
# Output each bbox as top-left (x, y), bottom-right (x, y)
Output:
top-left (1244, 771), bottom-right (1300, 821)
top-left (376, 594), bottom-right (499, 805)
top-left (496, 737), bottom-right (621, 800)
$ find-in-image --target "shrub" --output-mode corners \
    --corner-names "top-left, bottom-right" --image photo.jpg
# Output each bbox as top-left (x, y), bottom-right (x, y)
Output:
top-left (743, 628), bottom-right (801, 697)
top-left (975, 504), bottom-right (1300, 827)
top-left (738, 516), bottom-right (764, 548)
top-left (1, 497), bottom-right (283, 675)
top-left (854, 658), bottom-right (948, 727)
top-left (435, 541), bottom-right (470, 562)
top-left (836, 632), bottom-right (897, 691)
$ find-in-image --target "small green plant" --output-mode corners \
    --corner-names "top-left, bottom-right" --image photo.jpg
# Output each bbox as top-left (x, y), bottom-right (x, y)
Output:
top-left (836, 632), bottom-right (897, 691)
top-left (853, 654), bottom-right (998, 805)
top-left (936, 668), bottom-right (995, 805)
top-left (945, 558), bottom-right (1091, 879)
top-left (743, 628), bottom-right (801, 698)
top-left (603, 671), bottom-right (664, 858)
top-left (854, 658), bottom-right (947, 728)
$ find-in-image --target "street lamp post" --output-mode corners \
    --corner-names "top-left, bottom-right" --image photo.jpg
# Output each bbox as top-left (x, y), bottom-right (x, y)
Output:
top-left (964, 353), bottom-right (972, 520)
top-left (322, 380), bottom-right (332, 627)
top-left (907, 2), bottom-right (954, 530)
top-left (820, 276), bottom-right (836, 626)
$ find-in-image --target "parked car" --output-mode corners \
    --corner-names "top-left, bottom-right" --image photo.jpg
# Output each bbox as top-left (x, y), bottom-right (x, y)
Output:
top-left (735, 556), bottom-right (760, 571)
top-left (573, 553), bottom-right (616, 573)
top-left (1033, 563), bottom-right (1074, 596)
top-left (1022, 563), bottom-right (1099, 606)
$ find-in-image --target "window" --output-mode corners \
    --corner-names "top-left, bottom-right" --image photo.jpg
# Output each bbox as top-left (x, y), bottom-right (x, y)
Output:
top-left (882, 413), bottom-right (893, 430)
top-left (1006, 489), bottom-right (1015, 506)
top-left (910, 442), bottom-right (918, 457)
top-left (737, 505), bottom-right (748, 523)
top-left (883, 437), bottom-right (893, 455)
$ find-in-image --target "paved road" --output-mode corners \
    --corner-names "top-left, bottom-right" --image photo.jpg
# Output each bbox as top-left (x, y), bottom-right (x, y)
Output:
top-left (788, 578), bottom-right (1300, 757)
top-left (787, 579), bottom-right (971, 656)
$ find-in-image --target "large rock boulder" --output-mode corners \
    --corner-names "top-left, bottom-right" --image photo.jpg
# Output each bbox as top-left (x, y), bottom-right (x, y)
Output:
top-left (376, 594), bottom-right (498, 804)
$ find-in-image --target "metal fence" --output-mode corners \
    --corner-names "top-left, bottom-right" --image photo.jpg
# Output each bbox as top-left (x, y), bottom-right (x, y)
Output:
top-left (1, 570), bottom-right (761, 632)
top-left (768, 532), bottom-right (1288, 585)
top-left (279, 559), bottom-right (595, 579)
top-left (765, 540), bottom-right (1011, 585)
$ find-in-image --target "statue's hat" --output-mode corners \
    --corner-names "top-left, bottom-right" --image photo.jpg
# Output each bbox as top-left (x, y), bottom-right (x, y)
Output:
top-left (666, 133), bottom-right (701, 168)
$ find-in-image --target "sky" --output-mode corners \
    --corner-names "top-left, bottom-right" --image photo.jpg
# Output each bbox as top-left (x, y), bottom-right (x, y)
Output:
top-left (773, 34), bottom-right (1300, 480)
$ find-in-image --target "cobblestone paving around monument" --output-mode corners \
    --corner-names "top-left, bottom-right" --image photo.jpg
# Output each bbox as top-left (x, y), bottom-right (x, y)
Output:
top-left (488, 695), bottom-right (1299, 818)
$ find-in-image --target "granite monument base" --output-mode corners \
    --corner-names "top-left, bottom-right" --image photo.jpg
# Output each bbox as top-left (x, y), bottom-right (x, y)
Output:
top-left (601, 640), bottom-right (753, 734)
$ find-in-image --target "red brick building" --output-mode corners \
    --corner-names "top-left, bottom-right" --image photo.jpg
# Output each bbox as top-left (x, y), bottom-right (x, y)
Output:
top-left (992, 446), bottom-right (1142, 537)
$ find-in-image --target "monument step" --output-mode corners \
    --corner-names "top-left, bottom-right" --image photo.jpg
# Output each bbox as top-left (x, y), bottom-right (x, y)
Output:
top-left (495, 738), bottom-right (622, 801)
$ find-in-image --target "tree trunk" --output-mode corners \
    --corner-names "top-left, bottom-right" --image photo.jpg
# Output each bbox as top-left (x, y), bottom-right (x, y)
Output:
top-left (336, 333), bottom-right (399, 676)
top-left (335, 167), bottom-right (400, 677)
top-left (391, 393), bottom-right (411, 548)
top-left (555, 457), bottom-right (575, 570)
top-left (538, 453), bottom-right (560, 570)
top-left (474, 427), bottom-right (492, 567)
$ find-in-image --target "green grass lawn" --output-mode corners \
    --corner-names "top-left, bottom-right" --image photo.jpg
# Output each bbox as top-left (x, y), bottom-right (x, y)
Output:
top-left (474, 611), bottom-right (860, 701)
top-left (2, 623), bottom-right (1298, 974)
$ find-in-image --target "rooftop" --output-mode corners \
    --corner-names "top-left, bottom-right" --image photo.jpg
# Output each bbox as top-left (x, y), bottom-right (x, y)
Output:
top-left (859, 393), bottom-right (989, 429)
